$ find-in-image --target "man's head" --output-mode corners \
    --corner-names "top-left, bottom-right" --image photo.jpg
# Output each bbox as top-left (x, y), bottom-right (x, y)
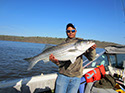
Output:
top-left (66, 23), bottom-right (77, 39)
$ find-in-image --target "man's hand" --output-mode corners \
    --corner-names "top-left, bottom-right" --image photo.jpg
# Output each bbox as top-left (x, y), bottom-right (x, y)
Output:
top-left (49, 54), bottom-right (59, 65)
top-left (89, 44), bottom-right (96, 51)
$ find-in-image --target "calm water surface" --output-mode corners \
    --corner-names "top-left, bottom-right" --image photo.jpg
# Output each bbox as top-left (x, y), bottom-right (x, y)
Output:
top-left (0, 40), bottom-right (58, 81)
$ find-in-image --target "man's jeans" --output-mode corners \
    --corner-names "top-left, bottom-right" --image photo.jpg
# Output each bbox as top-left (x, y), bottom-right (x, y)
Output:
top-left (55, 74), bottom-right (81, 93)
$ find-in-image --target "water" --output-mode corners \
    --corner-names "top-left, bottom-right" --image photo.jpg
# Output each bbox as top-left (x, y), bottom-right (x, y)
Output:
top-left (0, 40), bottom-right (58, 81)
top-left (0, 40), bottom-right (124, 82)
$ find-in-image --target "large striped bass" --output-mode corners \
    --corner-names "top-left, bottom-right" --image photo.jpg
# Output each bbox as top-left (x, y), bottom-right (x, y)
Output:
top-left (24, 40), bottom-right (95, 70)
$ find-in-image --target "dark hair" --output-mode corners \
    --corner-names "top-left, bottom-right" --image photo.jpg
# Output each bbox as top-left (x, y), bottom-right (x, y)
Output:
top-left (66, 23), bottom-right (75, 30)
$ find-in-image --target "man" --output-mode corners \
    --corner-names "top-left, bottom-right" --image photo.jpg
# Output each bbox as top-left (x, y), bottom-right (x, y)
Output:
top-left (49, 23), bottom-right (96, 93)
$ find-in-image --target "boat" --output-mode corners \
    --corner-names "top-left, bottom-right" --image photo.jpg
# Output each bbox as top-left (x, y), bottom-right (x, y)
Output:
top-left (0, 45), bottom-right (125, 93)
top-left (82, 45), bottom-right (125, 93)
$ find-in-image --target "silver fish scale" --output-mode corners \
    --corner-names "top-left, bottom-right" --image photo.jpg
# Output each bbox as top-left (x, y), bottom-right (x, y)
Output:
top-left (41, 43), bottom-right (76, 59)
top-left (41, 41), bottom-right (77, 55)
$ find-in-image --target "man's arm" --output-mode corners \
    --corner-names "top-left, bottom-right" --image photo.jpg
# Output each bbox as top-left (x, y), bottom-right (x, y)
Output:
top-left (84, 44), bottom-right (96, 61)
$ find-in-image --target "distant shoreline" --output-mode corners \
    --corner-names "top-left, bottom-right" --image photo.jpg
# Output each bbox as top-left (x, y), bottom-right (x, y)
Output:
top-left (0, 35), bottom-right (120, 48)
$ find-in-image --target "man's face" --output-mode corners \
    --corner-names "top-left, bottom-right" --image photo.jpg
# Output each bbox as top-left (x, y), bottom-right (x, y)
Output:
top-left (66, 27), bottom-right (77, 39)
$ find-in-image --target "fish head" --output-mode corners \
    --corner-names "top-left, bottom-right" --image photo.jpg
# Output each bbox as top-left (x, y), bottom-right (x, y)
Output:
top-left (75, 40), bottom-right (95, 51)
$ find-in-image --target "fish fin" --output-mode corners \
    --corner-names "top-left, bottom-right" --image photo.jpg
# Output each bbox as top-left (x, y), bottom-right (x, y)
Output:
top-left (70, 57), bottom-right (76, 63)
top-left (43, 44), bottom-right (54, 51)
top-left (68, 49), bottom-right (78, 52)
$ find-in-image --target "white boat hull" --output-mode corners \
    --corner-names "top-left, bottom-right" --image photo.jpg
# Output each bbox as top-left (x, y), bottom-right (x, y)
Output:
top-left (0, 73), bottom-right (57, 93)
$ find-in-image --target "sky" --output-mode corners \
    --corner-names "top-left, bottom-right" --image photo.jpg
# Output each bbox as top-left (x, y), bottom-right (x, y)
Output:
top-left (0, 0), bottom-right (125, 45)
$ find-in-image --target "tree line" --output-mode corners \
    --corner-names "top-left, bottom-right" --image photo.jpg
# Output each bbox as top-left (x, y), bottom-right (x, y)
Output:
top-left (0, 35), bottom-right (119, 48)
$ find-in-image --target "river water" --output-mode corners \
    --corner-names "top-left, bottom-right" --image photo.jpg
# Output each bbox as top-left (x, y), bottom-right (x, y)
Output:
top-left (0, 40), bottom-right (58, 81)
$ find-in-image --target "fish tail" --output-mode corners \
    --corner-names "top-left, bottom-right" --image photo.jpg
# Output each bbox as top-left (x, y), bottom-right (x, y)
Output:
top-left (24, 57), bottom-right (37, 70)
top-left (27, 61), bottom-right (36, 71)
top-left (24, 55), bottom-right (49, 70)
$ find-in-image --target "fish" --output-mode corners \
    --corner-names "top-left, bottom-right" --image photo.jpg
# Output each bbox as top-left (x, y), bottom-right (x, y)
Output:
top-left (24, 40), bottom-right (95, 70)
